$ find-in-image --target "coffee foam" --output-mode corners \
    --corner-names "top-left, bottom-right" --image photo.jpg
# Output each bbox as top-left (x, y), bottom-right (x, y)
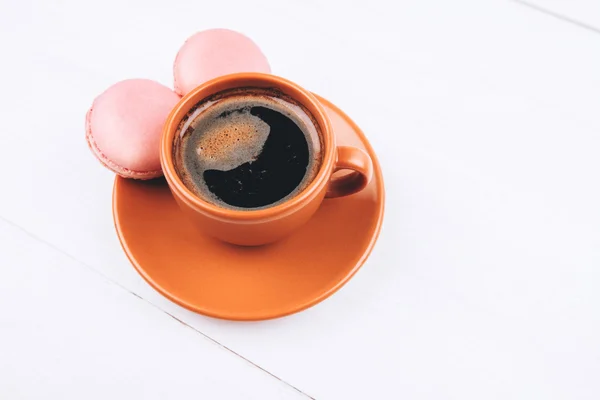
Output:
top-left (174, 89), bottom-right (322, 209)
top-left (192, 102), bottom-right (270, 172)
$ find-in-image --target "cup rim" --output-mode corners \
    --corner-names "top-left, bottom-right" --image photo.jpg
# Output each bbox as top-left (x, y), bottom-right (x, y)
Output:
top-left (160, 73), bottom-right (335, 222)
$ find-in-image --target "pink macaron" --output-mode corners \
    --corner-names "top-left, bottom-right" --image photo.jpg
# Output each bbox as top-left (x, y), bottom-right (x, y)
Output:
top-left (173, 29), bottom-right (271, 96)
top-left (86, 79), bottom-right (181, 179)
top-left (86, 29), bottom-right (271, 179)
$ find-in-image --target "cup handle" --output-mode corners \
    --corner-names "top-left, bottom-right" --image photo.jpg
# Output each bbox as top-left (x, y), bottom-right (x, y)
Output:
top-left (325, 146), bottom-right (373, 198)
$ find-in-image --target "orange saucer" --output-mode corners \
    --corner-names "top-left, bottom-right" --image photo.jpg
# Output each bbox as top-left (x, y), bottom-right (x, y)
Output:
top-left (113, 95), bottom-right (384, 321)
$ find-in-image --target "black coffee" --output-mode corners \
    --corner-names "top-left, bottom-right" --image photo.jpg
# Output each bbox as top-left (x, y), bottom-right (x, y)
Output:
top-left (173, 88), bottom-right (322, 209)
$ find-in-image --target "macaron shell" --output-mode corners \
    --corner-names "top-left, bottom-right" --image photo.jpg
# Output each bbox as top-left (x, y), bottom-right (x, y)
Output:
top-left (87, 79), bottom-right (181, 178)
top-left (174, 29), bottom-right (271, 96)
top-left (86, 108), bottom-right (161, 180)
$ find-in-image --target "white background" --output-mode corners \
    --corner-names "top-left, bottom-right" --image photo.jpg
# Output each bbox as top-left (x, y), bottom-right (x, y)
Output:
top-left (1, 0), bottom-right (599, 398)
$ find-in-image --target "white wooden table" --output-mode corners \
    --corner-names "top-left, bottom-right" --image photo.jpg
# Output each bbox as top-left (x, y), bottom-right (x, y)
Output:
top-left (1, 0), bottom-right (599, 398)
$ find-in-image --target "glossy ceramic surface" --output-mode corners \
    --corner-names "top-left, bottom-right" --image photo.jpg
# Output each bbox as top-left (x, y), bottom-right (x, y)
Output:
top-left (113, 95), bottom-right (384, 320)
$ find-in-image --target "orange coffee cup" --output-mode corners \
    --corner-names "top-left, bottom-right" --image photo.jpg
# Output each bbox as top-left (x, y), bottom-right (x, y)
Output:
top-left (160, 73), bottom-right (373, 246)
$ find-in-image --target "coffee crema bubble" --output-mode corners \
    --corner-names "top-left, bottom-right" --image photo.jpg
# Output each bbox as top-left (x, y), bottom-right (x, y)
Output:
top-left (173, 88), bottom-right (322, 210)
